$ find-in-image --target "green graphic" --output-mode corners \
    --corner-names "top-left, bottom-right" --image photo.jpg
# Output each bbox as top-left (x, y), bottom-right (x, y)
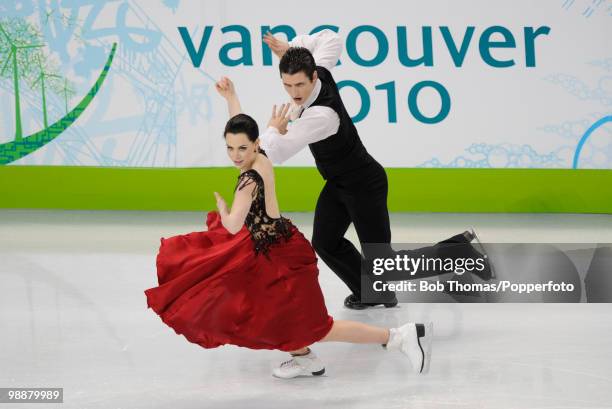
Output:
top-left (59, 78), bottom-right (76, 115)
top-left (0, 19), bottom-right (44, 142)
top-left (0, 18), bottom-right (116, 165)
top-left (30, 53), bottom-right (61, 129)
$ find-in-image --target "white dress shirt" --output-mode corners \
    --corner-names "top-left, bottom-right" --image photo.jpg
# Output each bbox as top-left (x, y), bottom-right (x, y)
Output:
top-left (259, 30), bottom-right (342, 164)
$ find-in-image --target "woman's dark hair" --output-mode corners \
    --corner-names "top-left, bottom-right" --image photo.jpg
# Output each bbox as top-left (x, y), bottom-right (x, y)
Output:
top-left (224, 113), bottom-right (258, 141)
top-left (223, 113), bottom-right (266, 156)
top-left (279, 47), bottom-right (316, 80)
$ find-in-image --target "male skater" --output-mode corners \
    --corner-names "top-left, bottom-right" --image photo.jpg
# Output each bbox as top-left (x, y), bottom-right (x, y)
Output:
top-left (261, 30), bottom-right (490, 309)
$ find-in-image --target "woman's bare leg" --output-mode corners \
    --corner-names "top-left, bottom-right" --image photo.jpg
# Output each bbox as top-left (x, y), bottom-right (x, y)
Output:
top-left (280, 321), bottom-right (431, 378)
top-left (320, 320), bottom-right (390, 344)
top-left (287, 321), bottom-right (389, 355)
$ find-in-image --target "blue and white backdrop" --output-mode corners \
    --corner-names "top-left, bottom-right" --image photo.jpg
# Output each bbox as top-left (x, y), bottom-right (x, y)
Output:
top-left (0, 0), bottom-right (610, 169)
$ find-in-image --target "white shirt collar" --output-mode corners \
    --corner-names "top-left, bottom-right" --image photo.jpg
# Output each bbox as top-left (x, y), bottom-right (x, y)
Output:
top-left (302, 78), bottom-right (321, 110)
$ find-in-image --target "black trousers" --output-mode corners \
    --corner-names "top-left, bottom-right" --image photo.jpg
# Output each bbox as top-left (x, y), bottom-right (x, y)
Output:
top-left (311, 161), bottom-right (474, 298)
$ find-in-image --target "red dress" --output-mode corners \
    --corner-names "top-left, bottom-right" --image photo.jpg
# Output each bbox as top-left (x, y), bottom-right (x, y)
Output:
top-left (144, 169), bottom-right (334, 352)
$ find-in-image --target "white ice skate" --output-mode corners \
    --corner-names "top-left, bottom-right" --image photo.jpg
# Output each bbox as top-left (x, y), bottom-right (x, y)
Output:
top-left (272, 349), bottom-right (326, 379)
top-left (385, 322), bottom-right (433, 374)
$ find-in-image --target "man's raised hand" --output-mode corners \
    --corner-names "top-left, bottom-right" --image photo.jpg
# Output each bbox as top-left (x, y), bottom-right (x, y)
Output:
top-left (263, 32), bottom-right (290, 59)
top-left (267, 103), bottom-right (291, 135)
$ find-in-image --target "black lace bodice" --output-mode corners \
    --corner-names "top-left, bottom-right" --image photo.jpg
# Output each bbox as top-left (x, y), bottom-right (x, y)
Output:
top-left (235, 169), bottom-right (293, 256)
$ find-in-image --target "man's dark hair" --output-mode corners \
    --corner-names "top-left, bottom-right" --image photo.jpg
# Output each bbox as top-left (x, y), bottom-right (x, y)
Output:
top-left (223, 113), bottom-right (259, 141)
top-left (279, 47), bottom-right (316, 80)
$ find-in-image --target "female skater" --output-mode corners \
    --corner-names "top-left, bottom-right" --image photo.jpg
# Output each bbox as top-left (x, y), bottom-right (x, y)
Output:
top-left (143, 77), bottom-right (432, 379)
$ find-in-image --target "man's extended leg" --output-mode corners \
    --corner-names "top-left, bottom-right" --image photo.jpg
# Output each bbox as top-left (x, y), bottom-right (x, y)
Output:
top-left (342, 162), bottom-right (395, 307)
top-left (312, 182), bottom-right (362, 297)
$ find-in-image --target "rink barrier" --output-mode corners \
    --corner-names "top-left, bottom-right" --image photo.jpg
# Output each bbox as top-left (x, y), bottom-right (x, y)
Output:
top-left (0, 166), bottom-right (611, 213)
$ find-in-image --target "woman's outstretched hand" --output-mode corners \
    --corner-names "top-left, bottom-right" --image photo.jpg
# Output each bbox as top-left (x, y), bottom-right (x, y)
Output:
top-left (267, 103), bottom-right (291, 135)
top-left (263, 32), bottom-right (290, 59)
top-left (215, 76), bottom-right (236, 100)
top-left (214, 192), bottom-right (229, 215)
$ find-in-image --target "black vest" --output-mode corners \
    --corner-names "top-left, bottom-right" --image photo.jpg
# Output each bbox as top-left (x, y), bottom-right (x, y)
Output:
top-left (305, 66), bottom-right (374, 180)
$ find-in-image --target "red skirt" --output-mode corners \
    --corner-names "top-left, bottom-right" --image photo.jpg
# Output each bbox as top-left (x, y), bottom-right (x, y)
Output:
top-left (144, 211), bottom-right (334, 352)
